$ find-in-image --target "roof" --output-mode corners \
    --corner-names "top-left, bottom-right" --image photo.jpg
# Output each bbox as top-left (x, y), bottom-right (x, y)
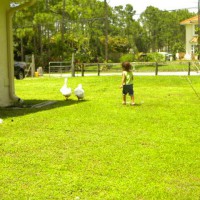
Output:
top-left (190, 36), bottom-right (198, 43)
top-left (180, 15), bottom-right (198, 25)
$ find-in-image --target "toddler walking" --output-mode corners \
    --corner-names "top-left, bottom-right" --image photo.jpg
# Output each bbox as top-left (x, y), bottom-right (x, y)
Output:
top-left (120, 62), bottom-right (135, 105)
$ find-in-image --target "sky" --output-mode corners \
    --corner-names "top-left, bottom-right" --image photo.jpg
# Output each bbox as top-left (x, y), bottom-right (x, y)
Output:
top-left (107, 0), bottom-right (198, 17)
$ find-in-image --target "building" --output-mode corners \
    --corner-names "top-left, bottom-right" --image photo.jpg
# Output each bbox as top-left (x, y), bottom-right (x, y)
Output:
top-left (0, 0), bottom-right (35, 107)
top-left (180, 15), bottom-right (199, 60)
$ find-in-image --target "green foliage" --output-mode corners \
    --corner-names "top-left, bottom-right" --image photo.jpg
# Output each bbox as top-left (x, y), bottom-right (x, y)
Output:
top-left (139, 7), bottom-right (195, 53)
top-left (12, 0), bottom-right (195, 65)
top-left (0, 76), bottom-right (200, 199)
top-left (75, 51), bottom-right (90, 63)
top-left (147, 52), bottom-right (165, 62)
top-left (171, 42), bottom-right (185, 54)
top-left (99, 36), bottom-right (130, 55)
top-left (120, 53), bottom-right (135, 62)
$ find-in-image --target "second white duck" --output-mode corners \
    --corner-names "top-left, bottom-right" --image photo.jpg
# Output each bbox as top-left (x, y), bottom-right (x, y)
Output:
top-left (60, 78), bottom-right (72, 99)
top-left (74, 84), bottom-right (84, 100)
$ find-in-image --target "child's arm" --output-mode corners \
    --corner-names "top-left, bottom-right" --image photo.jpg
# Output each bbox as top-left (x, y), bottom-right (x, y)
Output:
top-left (120, 72), bottom-right (126, 88)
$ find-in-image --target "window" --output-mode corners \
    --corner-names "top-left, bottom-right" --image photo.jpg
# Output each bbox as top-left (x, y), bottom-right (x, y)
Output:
top-left (191, 45), bottom-right (198, 54)
top-left (194, 25), bottom-right (199, 35)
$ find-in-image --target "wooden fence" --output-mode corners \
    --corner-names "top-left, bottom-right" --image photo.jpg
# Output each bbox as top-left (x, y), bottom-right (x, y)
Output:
top-left (74, 61), bottom-right (199, 76)
top-left (48, 61), bottom-right (199, 77)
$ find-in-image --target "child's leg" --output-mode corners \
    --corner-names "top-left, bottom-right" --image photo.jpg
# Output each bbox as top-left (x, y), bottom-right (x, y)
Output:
top-left (122, 95), bottom-right (126, 104)
top-left (130, 95), bottom-right (135, 105)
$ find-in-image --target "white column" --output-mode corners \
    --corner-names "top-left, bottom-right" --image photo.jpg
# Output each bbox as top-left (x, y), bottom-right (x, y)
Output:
top-left (0, 1), bottom-right (12, 107)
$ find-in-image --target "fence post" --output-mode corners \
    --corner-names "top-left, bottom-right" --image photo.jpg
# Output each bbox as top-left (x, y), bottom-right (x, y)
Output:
top-left (71, 53), bottom-right (75, 77)
top-left (81, 64), bottom-right (84, 76)
top-left (188, 62), bottom-right (191, 76)
top-left (155, 62), bottom-right (158, 76)
top-left (98, 63), bottom-right (100, 76)
top-left (49, 62), bottom-right (50, 77)
top-left (60, 62), bottom-right (63, 76)
top-left (31, 54), bottom-right (35, 77)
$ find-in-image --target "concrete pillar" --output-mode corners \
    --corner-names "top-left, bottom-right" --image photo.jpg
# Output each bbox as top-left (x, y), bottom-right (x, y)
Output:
top-left (0, 0), bottom-right (36, 107)
top-left (0, 1), bottom-right (12, 107)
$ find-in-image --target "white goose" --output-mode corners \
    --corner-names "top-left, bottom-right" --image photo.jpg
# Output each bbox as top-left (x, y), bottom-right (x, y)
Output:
top-left (74, 84), bottom-right (84, 100)
top-left (60, 78), bottom-right (72, 99)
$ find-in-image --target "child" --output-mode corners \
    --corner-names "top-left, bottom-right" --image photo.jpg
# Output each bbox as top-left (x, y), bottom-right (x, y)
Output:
top-left (120, 62), bottom-right (135, 105)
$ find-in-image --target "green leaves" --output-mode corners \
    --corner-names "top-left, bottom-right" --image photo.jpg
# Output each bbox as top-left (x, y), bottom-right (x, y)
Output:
top-left (140, 6), bottom-right (195, 54)
top-left (12, 1), bottom-right (196, 63)
top-left (33, 12), bottom-right (55, 25)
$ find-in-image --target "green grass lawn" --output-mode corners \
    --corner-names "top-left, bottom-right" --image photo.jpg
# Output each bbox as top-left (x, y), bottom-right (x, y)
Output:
top-left (0, 76), bottom-right (200, 199)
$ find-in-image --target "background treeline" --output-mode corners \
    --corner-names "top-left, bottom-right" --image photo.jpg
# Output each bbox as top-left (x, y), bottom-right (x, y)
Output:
top-left (12, 0), bottom-right (195, 67)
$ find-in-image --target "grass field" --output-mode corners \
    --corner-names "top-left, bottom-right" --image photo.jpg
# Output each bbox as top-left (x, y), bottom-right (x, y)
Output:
top-left (0, 75), bottom-right (200, 199)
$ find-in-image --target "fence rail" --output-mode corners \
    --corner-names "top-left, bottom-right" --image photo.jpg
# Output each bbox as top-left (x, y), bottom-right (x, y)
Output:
top-left (48, 61), bottom-right (199, 77)
top-left (74, 61), bottom-right (199, 76)
top-left (49, 61), bottom-right (71, 77)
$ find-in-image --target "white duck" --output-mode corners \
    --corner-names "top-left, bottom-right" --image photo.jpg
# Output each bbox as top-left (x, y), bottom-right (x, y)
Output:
top-left (60, 78), bottom-right (72, 99)
top-left (74, 84), bottom-right (84, 100)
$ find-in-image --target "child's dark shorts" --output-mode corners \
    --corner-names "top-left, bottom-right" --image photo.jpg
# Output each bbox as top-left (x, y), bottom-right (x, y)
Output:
top-left (122, 84), bottom-right (134, 96)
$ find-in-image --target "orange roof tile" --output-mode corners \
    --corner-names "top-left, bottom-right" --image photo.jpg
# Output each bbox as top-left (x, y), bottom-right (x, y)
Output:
top-left (190, 36), bottom-right (198, 43)
top-left (180, 15), bottom-right (198, 25)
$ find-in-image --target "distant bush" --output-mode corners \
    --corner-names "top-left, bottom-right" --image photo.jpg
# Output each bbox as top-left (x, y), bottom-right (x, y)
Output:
top-left (147, 52), bottom-right (165, 62)
top-left (120, 53), bottom-right (135, 62)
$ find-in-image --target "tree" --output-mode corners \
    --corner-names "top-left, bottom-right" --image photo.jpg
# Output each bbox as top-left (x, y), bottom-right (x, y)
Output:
top-left (12, 1), bottom-right (196, 66)
top-left (139, 6), bottom-right (195, 53)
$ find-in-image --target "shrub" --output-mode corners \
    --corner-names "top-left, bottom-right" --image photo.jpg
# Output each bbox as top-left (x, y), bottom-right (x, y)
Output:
top-left (147, 52), bottom-right (165, 62)
top-left (120, 53), bottom-right (135, 62)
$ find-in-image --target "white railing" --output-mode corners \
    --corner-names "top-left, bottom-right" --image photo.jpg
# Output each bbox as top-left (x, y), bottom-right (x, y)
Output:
top-left (49, 61), bottom-right (71, 77)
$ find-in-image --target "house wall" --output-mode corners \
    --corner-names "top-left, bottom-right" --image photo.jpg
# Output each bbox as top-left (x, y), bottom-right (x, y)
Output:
top-left (185, 24), bottom-right (194, 59)
top-left (185, 24), bottom-right (195, 60)
top-left (0, 0), bottom-right (36, 107)
top-left (0, 1), bottom-right (12, 107)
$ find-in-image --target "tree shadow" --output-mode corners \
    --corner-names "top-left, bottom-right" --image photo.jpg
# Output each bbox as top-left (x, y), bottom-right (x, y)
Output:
top-left (0, 99), bottom-right (88, 119)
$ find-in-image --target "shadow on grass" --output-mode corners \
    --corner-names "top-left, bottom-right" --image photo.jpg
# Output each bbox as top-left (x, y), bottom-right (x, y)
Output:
top-left (121, 103), bottom-right (143, 107)
top-left (0, 99), bottom-right (88, 119)
top-left (133, 103), bottom-right (143, 107)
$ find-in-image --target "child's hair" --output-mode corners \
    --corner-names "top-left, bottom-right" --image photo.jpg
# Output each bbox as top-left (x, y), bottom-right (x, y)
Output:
top-left (122, 62), bottom-right (132, 71)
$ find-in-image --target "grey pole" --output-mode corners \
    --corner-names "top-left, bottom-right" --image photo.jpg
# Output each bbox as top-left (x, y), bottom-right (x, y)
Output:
top-left (198, 0), bottom-right (200, 60)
